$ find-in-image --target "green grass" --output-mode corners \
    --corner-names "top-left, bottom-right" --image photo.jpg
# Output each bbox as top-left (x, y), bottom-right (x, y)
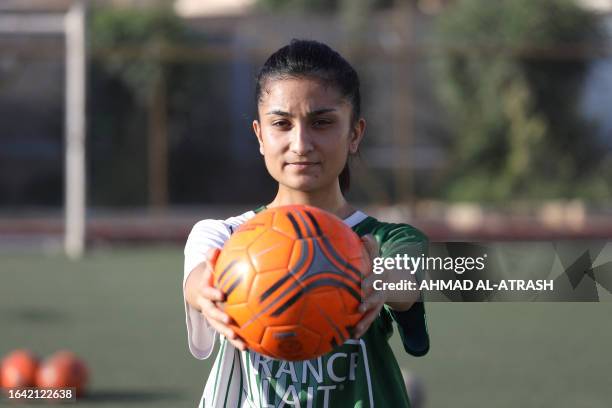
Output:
top-left (1, 248), bottom-right (611, 407)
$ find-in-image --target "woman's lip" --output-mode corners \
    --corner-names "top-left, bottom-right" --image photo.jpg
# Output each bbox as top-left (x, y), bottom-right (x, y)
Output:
top-left (285, 162), bottom-right (321, 170)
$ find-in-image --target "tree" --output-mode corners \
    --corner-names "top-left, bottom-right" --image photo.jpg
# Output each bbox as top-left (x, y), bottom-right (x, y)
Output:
top-left (433, 0), bottom-right (610, 202)
top-left (89, 6), bottom-right (187, 209)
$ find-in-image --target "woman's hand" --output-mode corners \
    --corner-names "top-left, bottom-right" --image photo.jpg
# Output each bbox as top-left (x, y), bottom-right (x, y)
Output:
top-left (353, 234), bottom-right (387, 339)
top-left (184, 248), bottom-right (247, 351)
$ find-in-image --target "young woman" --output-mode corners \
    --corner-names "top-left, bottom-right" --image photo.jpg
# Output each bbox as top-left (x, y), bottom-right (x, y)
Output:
top-left (183, 39), bottom-right (429, 408)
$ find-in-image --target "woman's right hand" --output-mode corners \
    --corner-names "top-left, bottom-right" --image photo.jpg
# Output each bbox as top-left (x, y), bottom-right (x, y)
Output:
top-left (185, 248), bottom-right (247, 351)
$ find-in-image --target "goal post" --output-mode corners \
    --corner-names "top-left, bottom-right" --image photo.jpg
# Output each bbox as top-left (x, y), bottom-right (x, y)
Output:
top-left (0, 1), bottom-right (87, 259)
top-left (64, 0), bottom-right (87, 260)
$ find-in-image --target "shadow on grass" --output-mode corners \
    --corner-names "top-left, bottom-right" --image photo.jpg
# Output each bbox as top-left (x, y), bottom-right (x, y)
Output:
top-left (84, 388), bottom-right (184, 404)
top-left (7, 307), bottom-right (68, 324)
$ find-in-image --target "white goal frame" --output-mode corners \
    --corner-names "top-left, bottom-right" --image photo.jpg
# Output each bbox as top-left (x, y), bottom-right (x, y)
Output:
top-left (0, 1), bottom-right (87, 259)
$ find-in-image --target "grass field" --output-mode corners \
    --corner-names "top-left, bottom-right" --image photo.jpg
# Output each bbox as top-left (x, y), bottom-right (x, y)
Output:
top-left (2, 247), bottom-right (611, 407)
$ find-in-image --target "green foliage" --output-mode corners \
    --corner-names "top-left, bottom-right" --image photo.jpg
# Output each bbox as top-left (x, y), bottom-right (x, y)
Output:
top-left (89, 6), bottom-right (186, 103)
top-left (433, 0), bottom-right (610, 202)
top-left (87, 6), bottom-right (192, 206)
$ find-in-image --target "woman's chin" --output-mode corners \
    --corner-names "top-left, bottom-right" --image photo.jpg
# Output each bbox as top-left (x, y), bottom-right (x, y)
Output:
top-left (280, 176), bottom-right (327, 193)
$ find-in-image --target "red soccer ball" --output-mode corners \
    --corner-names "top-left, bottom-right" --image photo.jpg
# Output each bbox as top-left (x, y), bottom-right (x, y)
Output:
top-left (36, 351), bottom-right (88, 397)
top-left (1, 349), bottom-right (39, 389)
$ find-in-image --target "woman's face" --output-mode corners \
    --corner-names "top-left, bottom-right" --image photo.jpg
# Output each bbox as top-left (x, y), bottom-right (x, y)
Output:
top-left (253, 77), bottom-right (365, 194)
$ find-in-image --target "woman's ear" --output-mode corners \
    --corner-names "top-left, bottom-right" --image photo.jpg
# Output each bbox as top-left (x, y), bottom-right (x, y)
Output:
top-left (253, 120), bottom-right (265, 156)
top-left (349, 118), bottom-right (366, 154)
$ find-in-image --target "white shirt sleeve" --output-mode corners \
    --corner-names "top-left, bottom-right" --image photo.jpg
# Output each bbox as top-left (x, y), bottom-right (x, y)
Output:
top-left (183, 219), bottom-right (231, 360)
top-left (183, 211), bottom-right (255, 360)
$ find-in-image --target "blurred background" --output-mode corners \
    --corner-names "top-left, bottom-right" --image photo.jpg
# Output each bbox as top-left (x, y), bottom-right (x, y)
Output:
top-left (1, 0), bottom-right (611, 407)
top-left (2, 0), bottom-right (612, 243)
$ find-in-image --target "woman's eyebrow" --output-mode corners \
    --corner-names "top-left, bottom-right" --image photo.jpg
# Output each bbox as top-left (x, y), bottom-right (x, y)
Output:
top-left (308, 108), bottom-right (337, 116)
top-left (266, 109), bottom-right (292, 117)
top-left (265, 108), bottom-right (337, 117)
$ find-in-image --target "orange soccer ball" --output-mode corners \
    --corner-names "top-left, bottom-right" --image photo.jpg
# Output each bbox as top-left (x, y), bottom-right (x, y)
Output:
top-left (36, 351), bottom-right (88, 397)
top-left (0, 349), bottom-right (39, 389)
top-left (214, 205), bottom-right (369, 361)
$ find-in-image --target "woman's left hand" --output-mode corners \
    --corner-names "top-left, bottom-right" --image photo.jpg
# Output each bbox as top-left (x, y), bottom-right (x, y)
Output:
top-left (353, 234), bottom-right (386, 339)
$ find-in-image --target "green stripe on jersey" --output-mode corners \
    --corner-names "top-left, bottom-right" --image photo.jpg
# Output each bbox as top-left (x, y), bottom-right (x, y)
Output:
top-left (211, 339), bottom-right (226, 405)
top-left (237, 352), bottom-right (244, 407)
top-left (222, 350), bottom-right (236, 408)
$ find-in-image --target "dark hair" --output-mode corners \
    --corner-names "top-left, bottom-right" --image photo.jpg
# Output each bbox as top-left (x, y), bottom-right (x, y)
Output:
top-left (255, 39), bottom-right (361, 192)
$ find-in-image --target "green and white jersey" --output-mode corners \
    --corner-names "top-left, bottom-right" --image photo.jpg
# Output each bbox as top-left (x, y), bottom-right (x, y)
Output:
top-left (183, 209), bottom-right (429, 408)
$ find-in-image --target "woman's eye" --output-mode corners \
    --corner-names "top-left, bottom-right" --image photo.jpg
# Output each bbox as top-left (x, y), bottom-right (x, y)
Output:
top-left (313, 119), bottom-right (332, 128)
top-left (272, 120), bottom-right (291, 128)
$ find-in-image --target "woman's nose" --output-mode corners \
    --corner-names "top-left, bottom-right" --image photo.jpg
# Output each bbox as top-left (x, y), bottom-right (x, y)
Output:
top-left (289, 125), bottom-right (314, 155)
